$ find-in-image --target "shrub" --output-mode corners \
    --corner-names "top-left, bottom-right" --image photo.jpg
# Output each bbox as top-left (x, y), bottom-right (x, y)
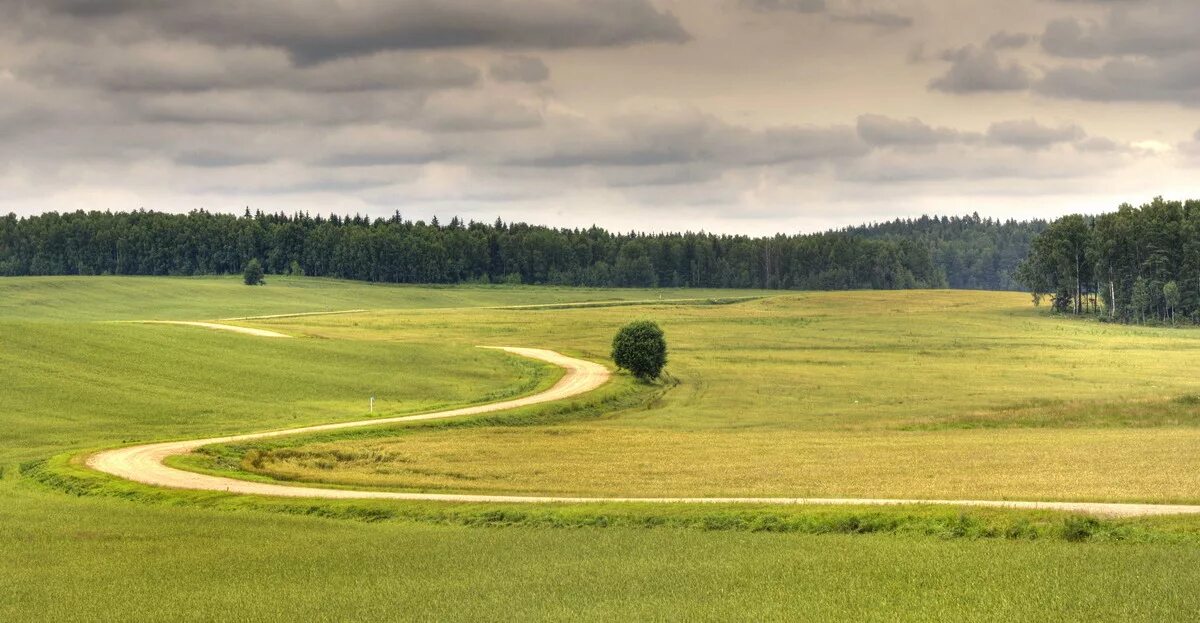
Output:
top-left (243, 258), bottom-right (265, 286)
top-left (611, 320), bottom-right (667, 380)
top-left (1062, 515), bottom-right (1100, 542)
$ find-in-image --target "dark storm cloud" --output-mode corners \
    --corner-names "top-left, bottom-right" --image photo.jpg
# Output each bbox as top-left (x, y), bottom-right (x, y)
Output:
top-left (34, 0), bottom-right (691, 64)
top-left (489, 55), bottom-right (551, 83)
top-left (928, 46), bottom-right (1033, 93)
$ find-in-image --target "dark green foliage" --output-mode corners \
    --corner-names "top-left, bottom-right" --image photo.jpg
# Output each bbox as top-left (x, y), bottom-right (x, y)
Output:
top-left (1018, 197), bottom-right (1200, 324)
top-left (612, 321), bottom-right (667, 380)
top-left (243, 258), bottom-right (264, 285)
top-left (0, 208), bottom-right (1014, 290)
top-left (1062, 516), bottom-right (1100, 542)
top-left (848, 213), bottom-right (1046, 291)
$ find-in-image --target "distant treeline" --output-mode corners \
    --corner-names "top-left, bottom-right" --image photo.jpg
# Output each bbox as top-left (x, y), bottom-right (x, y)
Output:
top-left (848, 215), bottom-right (1045, 291)
top-left (1018, 197), bottom-right (1200, 324)
top-left (0, 209), bottom-right (1040, 291)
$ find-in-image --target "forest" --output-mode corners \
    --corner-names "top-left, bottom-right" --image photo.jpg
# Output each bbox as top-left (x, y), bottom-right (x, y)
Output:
top-left (1018, 197), bottom-right (1200, 324)
top-left (0, 209), bottom-right (1040, 291)
top-left (848, 215), bottom-right (1044, 291)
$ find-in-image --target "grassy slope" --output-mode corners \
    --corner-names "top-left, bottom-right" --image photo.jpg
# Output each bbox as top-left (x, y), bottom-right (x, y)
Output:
top-left (4, 276), bottom-right (1200, 620)
top-left (0, 275), bottom-right (766, 320)
top-left (235, 290), bottom-right (1200, 502)
top-left (0, 321), bottom-right (559, 463)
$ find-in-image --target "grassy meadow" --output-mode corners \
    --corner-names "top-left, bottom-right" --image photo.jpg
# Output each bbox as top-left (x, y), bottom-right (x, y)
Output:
top-left (4, 275), bottom-right (1200, 620)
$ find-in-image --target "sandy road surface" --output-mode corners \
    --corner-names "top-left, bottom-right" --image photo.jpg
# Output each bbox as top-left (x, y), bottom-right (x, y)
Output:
top-left (219, 310), bottom-right (367, 321)
top-left (85, 328), bottom-right (1200, 517)
top-left (135, 320), bottom-right (293, 338)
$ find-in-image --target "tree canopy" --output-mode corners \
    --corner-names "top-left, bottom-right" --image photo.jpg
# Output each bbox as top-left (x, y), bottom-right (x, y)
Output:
top-left (1017, 197), bottom-right (1200, 324)
top-left (611, 321), bottom-right (668, 380)
top-left (243, 258), bottom-right (264, 286)
top-left (0, 209), bottom-right (1045, 292)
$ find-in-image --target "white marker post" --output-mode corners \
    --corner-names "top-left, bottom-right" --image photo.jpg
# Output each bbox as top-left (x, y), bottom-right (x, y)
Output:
top-left (369, 396), bottom-right (375, 413)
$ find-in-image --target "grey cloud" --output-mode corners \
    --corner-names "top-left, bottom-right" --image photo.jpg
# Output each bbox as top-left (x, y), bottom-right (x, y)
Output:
top-left (986, 31), bottom-right (1032, 50)
top-left (929, 46), bottom-right (1033, 93)
top-left (34, 0), bottom-right (690, 64)
top-left (986, 119), bottom-right (1085, 149)
top-left (417, 93), bottom-right (545, 133)
top-left (739, 0), bottom-right (912, 30)
top-left (316, 151), bottom-right (451, 168)
top-left (855, 115), bottom-right (969, 146)
top-left (0, 1), bottom-right (1176, 229)
top-left (510, 108), bottom-right (866, 168)
top-left (1075, 136), bottom-right (1124, 152)
top-left (489, 55), bottom-right (550, 83)
top-left (1177, 129), bottom-right (1200, 158)
top-left (1036, 53), bottom-right (1200, 105)
top-left (941, 2), bottom-right (1200, 106)
top-left (837, 148), bottom-right (1112, 183)
top-left (133, 86), bottom-right (548, 132)
top-left (240, 177), bottom-right (402, 196)
top-left (1041, 4), bottom-right (1200, 59)
top-left (310, 127), bottom-right (452, 167)
top-left (739, 0), bottom-right (827, 13)
top-left (175, 150), bottom-right (275, 168)
top-left (135, 90), bottom-right (426, 125)
top-left (22, 42), bottom-right (480, 93)
top-left (599, 164), bottom-right (726, 188)
top-left (830, 10), bottom-right (913, 30)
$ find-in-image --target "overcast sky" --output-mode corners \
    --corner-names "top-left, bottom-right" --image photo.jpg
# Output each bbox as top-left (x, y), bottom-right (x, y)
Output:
top-left (3, 0), bottom-right (1199, 233)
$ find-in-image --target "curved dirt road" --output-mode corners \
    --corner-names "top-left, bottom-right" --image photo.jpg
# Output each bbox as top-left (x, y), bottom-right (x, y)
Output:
top-left (136, 320), bottom-right (293, 338)
top-left (86, 330), bottom-right (1200, 517)
top-left (88, 347), bottom-right (608, 494)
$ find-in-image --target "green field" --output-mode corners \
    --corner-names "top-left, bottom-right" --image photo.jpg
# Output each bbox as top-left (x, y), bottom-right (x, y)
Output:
top-left (4, 276), bottom-right (1200, 620)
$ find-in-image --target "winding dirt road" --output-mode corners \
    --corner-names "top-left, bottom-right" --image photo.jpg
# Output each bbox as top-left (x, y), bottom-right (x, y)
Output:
top-left (86, 323), bottom-right (1200, 517)
top-left (135, 320), bottom-right (293, 338)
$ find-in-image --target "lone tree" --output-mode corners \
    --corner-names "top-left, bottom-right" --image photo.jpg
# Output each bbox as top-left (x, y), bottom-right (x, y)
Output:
top-left (611, 320), bottom-right (667, 380)
top-left (243, 258), bottom-right (265, 286)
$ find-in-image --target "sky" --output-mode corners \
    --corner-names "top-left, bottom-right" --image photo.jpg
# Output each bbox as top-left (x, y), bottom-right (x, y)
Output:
top-left (2, 0), bottom-right (1199, 234)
